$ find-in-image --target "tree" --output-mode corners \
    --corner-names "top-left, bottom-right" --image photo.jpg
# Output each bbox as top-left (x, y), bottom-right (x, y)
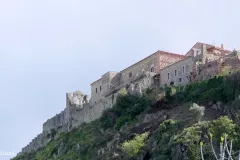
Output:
top-left (121, 132), bottom-right (149, 157)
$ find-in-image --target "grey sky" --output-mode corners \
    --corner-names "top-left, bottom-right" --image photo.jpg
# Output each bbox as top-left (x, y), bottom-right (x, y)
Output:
top-left (0, 0), bottom-right (240, 159)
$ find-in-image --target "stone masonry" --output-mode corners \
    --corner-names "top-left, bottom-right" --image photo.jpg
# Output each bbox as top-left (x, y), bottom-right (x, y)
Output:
top-left (19, 42), bottom-right (240, 155)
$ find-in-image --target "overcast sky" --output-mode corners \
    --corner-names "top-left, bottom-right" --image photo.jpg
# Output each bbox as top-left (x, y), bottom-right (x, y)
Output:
top-left (0, 0), bottom-right (240, 159)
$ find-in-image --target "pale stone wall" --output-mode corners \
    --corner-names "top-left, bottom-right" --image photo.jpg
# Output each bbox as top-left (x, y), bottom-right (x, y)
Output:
top-left (90, 79), bottom-right (102, 104)
top-left (186, 43), bottom-right (231, 64)
top-left (90, 72), bottom-right (118, 104)
top-left (21, 133), bottom-right (48, 153)
top-left (159, 57), bottom-right (193, 86)
top-left (20, 72), bottom-right (157, 154)
top-left (89, 51), bottom-right (185, 103)
top-left (21, 91), bottom-right (118, 154)
top-left (197, 61), bottom-right (221, 80)
top-left (197, 51), bottom-right (240, 80)
top-left (43, 109), bottom-right (68, 133)
top-left (120, 51), bottom-right (185, 88)
top-left (120, 52), bottom-right (159, 88)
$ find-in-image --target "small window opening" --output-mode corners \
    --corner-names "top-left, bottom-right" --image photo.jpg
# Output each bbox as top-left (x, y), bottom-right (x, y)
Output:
top-left (179, 78), bottom-right (182, 82)
top-left (100, 86), bottom-right (102, 91)
top-left (96, 88), bottom-right (97, 93)
top-left (168, 73), bottom-right (170, 79)
top-left (151, 67), bottom-right (154, 72)
top-left (175, 70), bottom-right (177, 76)
top-left (129, 72), bottom-right (132, 78)
top-left (182, 66), bottom-right (185, 73)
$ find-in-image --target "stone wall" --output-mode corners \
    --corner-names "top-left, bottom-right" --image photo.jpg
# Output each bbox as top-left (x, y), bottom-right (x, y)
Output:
top-left (197, 51), bottom-right (240, 81)
top-left (186, 42), bottom-right (231, 63)
top-left (120, 51), bottom-right (185, 88)
top-left (197, 60), bottom-right (221, 80)
top-left (43, 109), bottom-right (68, 133)
top-left (90, 51), bottom-right (185, 104)
top-left (21, 132), bottom-right (48, 154)
top-left (159, 57), bottom-right (193, 86)
top-left (19, 72), bottom-right (157, 154)
top-left (90, 79), bottom-right (102, 104)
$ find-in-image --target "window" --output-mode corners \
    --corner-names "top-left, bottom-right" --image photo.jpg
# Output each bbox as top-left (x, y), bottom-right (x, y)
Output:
top-left (182, 66), bottom-right (185, 73)
top-left (100, 86), bottom-right (102, 91)
top-left (168, 73), bottom-right (170, 79)
top-left (96, 88), bottom-right (97, 93)
top-left (179, 78), bottom-right (182, 82)
top-left (151, 67), bottom-right (154, 72)
top-left (129, 72), bottom-right (132, 78)
top-left (175, 70), bottom-right (177, 77)
top-left (196, 50), bottom-right (200, 56)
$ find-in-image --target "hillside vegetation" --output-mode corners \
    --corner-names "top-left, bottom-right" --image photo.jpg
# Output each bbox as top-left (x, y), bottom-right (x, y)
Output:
top-left (13, 72), bottom-right (240, 160)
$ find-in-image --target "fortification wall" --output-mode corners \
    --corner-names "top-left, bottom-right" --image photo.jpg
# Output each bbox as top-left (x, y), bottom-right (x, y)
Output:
top-left (20, 93), bottom-right (116, 154)
top-left (43, 109), bottom-right (68, 133)
top-left (21, 132), bottom-right (49, 154)
top-left (69, 97), bottom-right (113, 129)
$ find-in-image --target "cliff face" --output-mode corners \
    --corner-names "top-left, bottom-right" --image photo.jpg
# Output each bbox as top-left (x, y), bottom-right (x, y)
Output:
top-left (13, 72), bottom-right (240, 160)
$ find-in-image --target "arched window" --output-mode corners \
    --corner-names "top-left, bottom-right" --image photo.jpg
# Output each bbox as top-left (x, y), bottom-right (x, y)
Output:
top-left (151, 67), bottom-right (154, 72)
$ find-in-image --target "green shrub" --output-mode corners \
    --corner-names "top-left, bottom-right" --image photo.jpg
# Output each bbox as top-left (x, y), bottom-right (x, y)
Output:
top-left (165, 86), bottom-right (172, 100)
top-left (152, 119), bottom-right (180, 159)
top-left (100, 94), bottom-right (150, 130)
top-left (189, 103), bottom-right (205, 123)
top-left (100, 109), bottom-right (117, 129)
top-left (114, 115), bottom-right (131, 130)
top-left (209, 116), bottom-right (236, 142)
top-left (119, 88), bottom-right (128, 96)
top-left (175, 123), bottom-right (207, 159)
top-left (122, 132), bottom-right (149, 157)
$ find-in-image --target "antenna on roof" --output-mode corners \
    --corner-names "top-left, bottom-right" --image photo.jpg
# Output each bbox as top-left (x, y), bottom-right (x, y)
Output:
top-left (213, 40), bottom-right (216, 46)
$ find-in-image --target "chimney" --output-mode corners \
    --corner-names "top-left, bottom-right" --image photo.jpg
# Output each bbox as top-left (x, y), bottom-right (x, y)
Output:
top-left (221, 44), bottom-right (224, 50)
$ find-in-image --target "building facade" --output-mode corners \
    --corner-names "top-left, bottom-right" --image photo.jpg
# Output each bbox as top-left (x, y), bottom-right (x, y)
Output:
top-left (90, 51), bottom-right (186, 104)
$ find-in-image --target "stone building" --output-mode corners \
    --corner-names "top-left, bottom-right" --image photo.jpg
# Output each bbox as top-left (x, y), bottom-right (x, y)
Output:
top-left (19, 42), bottom-right (240, 155)
top-left (186, 42), bottom-right (231, 63)
top-left (90, 51), bottom-right (186, 104)
top-left (159, 57), bottom-right (193, 86)
top-left (197, 50), bottom-right (240, 80)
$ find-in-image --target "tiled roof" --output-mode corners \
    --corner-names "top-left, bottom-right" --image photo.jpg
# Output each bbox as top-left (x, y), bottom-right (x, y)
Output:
top-left (120, 50), bottom-right (185, 73)
top-left (159, 56), bottom-right (192, 71)
top-left (159, 50), bottom-right (186, 58)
